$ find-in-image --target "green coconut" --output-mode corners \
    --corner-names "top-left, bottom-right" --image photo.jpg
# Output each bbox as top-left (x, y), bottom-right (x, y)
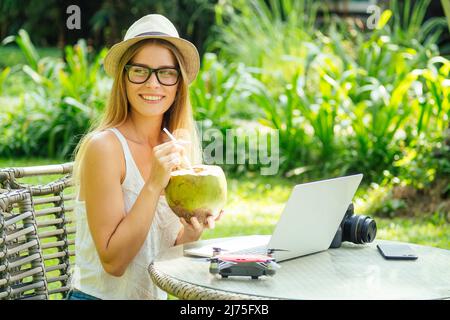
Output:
top-left (165, 165), bottom-right (227, 224)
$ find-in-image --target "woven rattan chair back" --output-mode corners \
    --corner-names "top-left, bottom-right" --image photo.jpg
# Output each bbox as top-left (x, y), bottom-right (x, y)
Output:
top-left (0, 189), bottom-right (48, 299)
top-left (0, 163), bottom-right (75, 300)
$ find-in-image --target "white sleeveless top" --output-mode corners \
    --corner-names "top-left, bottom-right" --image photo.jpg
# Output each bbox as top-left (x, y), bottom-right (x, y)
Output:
top-left (71, 128), bottom-right (182, 300)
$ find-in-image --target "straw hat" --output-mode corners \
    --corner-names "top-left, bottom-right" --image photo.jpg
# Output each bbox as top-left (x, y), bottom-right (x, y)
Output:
top-left (103, 14), bottom-right (200, 84)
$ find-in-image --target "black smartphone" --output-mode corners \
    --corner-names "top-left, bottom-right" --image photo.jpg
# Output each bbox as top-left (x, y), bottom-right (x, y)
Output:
top-left (377, 243), bottom-right (418, 260)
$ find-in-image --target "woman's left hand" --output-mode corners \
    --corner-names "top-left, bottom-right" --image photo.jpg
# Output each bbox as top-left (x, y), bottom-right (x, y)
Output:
top-left (178, 210), bottom-right (224, 244)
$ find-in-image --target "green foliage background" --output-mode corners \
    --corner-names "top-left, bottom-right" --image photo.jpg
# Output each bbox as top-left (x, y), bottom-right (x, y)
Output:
top-left (1, 0), bottom-right (449, 221)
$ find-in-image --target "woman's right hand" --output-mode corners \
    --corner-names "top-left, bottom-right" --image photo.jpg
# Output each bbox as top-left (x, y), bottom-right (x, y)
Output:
top-left (146, 140), bottom-right (189, 191)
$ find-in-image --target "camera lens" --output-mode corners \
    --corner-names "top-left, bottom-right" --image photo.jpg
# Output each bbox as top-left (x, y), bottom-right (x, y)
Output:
top-left (360, 217), bottom-right (377, 243)
top-left (342, 214), bottom-right (377, 244)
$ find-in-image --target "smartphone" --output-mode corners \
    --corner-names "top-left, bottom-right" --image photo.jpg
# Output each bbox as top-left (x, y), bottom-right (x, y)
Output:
top-left (377, 243), bottom-right (418, 260)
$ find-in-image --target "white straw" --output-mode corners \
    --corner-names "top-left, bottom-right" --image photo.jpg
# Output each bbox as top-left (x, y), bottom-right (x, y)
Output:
top-left (163, 127), bottom-right (177, 141)
top-left (163, 128), bottom-right (193, 170)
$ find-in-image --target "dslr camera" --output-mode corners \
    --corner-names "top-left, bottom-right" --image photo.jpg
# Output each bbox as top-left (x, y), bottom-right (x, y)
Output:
top-left (330, 203), bottom-right (377, 248)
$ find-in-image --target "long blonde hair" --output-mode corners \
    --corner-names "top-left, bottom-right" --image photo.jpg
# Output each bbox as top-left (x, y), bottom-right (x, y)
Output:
top-left (72, 39), bottom-right (202, 187)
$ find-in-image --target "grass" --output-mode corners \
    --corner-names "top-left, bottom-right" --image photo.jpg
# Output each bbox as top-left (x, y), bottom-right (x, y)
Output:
top-left (375, 215), bottom-right (450, 249)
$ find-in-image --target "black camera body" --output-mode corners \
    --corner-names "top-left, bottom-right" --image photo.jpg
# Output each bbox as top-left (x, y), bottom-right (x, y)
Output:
top-left (330, 203), bottom-right (377, 248)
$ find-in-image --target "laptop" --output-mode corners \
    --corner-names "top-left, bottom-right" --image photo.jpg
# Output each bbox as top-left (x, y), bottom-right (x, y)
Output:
top-left (183, 173), bottom-right (363, 262)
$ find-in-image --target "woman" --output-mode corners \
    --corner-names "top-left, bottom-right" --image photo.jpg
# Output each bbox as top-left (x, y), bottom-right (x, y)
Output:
top-left (68, 14), bottom-right (222, 300)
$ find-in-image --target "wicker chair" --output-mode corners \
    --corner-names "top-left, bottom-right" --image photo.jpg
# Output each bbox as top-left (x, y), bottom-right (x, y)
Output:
top-left (0, 163), bottom-right (75, 300)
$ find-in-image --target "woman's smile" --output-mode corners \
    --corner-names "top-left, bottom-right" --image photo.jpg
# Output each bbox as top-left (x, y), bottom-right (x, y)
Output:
top-left (139, 94), bottom-right (165, 104)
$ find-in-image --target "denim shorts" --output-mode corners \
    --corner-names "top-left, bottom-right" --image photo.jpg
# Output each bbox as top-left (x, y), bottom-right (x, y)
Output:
top-left (66, 289), bottom-right (101, 300)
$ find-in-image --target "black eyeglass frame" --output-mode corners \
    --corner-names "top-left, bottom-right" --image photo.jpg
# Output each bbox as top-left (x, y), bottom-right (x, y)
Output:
top-left (124, 64), bottom-right (180, 86)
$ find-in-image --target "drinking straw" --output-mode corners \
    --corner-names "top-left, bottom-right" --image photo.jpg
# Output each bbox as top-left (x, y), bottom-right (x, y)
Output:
top-left (163, 127), bottom-right (193, 170)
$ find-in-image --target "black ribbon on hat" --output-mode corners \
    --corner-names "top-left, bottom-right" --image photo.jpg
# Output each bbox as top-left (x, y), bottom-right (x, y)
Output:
top-left (135, 32), bottom-right (171, 37)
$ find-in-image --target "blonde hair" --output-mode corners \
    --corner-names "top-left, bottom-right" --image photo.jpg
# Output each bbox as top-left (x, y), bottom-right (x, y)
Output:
top-left (72, 39), bottom-right (202, 188)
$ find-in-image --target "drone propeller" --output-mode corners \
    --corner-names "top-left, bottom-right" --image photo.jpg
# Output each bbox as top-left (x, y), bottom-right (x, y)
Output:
top-left (255, 260), bottom-right (281, 269)
top-left (218, 261), bottom-right (237, 269)
top-left (267, 260), bottom-right (281, 269)
top-left (212, 247), bottom-right (224, 256)
top-left (206, 257), bottom-right (218, 262)
top-left (267, 248), bottom-right (289, 255)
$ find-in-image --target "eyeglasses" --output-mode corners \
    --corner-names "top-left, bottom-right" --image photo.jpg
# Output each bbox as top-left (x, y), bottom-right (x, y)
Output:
top-left (124, 64), bottom-right (180, 86)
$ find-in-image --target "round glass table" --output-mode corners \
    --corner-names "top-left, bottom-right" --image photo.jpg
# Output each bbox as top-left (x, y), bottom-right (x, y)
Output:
top-left (149, 236), bottom-right (450, 300)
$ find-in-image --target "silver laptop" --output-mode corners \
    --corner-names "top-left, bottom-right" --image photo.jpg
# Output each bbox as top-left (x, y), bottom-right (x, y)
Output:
top-left (183, 173), bottom-right (363, 262)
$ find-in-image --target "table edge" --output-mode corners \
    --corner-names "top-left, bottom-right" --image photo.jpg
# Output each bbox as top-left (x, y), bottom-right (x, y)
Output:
top-left (149, 263), bottom-right (280, 300)
top-left (149, 236), bottom-right (450, 300)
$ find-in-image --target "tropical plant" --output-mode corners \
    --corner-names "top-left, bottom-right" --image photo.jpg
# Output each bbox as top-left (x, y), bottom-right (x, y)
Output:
top-left (209, 0), bottom-right (328, 87)
top-left (191, 53), bottom-right (243, 128)
top-left (0, 66), bottom-right (10, 95)
top-left (0, 29), bottom-right (109, 158)
top-left (389, 0), bottom-right (448, 49)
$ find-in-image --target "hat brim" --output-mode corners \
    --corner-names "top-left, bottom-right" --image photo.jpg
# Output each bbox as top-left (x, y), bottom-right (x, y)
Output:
top-left (103, 35), bottom-right (200, 84)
